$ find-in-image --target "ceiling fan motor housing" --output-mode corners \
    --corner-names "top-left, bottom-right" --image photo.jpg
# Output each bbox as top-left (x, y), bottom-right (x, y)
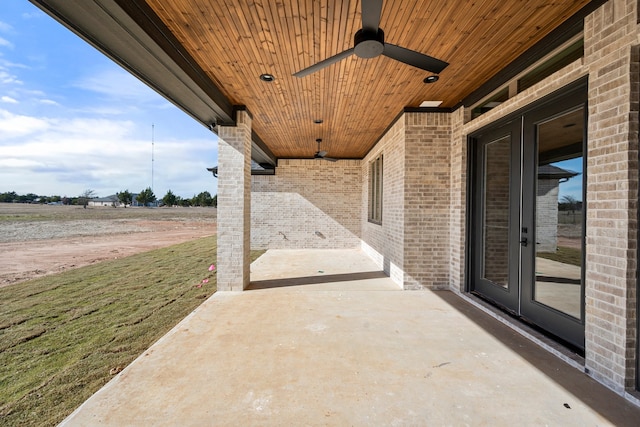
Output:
top-left (354, 28), bottom-right (385, 58)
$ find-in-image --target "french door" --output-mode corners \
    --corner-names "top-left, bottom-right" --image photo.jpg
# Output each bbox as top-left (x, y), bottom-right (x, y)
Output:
top-left (471, 85), bottom-right (586, 350)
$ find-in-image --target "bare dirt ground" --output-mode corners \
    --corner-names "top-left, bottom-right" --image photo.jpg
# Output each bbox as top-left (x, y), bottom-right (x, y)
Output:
top-left (0, 204), bottom-right (217, 287)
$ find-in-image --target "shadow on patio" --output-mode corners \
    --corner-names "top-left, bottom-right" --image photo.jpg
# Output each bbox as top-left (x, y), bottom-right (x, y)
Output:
top-left (60, 249), bottom-right (640, 426)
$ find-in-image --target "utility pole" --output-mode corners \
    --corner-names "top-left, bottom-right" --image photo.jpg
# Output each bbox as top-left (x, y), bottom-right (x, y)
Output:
top-left (151, 123), bottom-right (154, 193)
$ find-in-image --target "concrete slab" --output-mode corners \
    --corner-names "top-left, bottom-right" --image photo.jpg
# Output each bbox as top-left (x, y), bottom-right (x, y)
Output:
top-left (60, 249), bottom-right (640, 426)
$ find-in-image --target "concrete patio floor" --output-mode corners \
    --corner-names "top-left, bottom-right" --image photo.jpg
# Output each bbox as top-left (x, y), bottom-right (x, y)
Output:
top-left (60, 249), bottom-right (640, 426)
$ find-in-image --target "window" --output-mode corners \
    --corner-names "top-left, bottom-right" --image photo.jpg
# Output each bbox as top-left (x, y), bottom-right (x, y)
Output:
top-left (469, 37), bottom-right (583, 121)
top-left (368, 155), bottom-right (383, 224)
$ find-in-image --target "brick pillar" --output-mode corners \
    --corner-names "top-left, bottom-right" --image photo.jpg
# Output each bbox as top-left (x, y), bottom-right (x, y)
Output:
top-left (403, 112), bottom-right (452, 289)
top-left (217, 110), bottom-right (251, 291)
top-left (449, 108), bottom-right (467, 292)
top-left (584, 1), bottom-right (638, 391)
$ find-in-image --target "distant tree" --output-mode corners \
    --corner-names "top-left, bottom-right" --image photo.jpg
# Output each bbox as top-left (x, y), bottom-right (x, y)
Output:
top-left (192, 191), bottom-right (213, 207)
top-left (212, 194), bottom-right (217, 208)
top-left (136, 187), bottom-right (156, 207)
top-left (117, 190), bottom-right (133, 208)
top-left (78, 189), bottom-right (96, 209)
top-left (178, 197), bottom-right (191, 207)
top-left (0, 191), bottom-right (17, 203)
top-left (162, 190), bottom-right (177, 207)
top-left (561, 195), bottom-right (579, 224)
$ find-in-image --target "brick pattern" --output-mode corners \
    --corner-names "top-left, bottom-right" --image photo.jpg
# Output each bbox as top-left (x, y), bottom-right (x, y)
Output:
top-left (464, 60), bottom-right (588, 135)
top-left (361, 118), bottom-right (405, 285)
top-left (217, 110), bottom-right (251, 291)
top-left (449, 108), bottom-right (467, 292)
top-left (482, 137), bottom-right (511, 285)
top-left (361, 112), bottom-right (453, 289)
top-left (403, 112), bottom-right (452, 289)
top-left (537, 178), bottom-right (560, 253)
top-left (251, 159), bottom-right (361, 249)
top-left (583, 0), bottom-right (638, 391)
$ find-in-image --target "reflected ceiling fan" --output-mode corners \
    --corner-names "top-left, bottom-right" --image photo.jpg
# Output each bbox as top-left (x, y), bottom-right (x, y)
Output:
top-left (314, 139), bottom-right (338, 162)
top-left (293, 0), bottom-right (449, 78)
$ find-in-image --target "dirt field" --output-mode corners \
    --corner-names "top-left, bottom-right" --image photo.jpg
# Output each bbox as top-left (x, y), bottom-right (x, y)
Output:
top-left (0, 204), bottom-right (217, 287)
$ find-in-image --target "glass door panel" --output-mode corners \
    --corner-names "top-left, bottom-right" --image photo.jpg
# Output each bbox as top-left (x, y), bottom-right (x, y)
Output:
top-left (482, 136), bottom-right (511, 288)
top-left (520, 93), bottom-right (586, 350)
top-left (471, 120), bottom-right (521, 312)
top-left (471, 81), bottom-right (587, 351)
top-left (532, 108), bottom-right (584, 320)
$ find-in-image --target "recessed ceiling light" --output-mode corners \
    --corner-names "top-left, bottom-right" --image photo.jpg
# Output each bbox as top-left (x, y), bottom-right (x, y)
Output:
top-left (313, 119), bottom-right (323, 124)
top-left (419, 101), bottom-right (443, 107)
top-left (423, 75), bottom-right (439, 83)
top-left (260, 73), bottom-right (275, 82)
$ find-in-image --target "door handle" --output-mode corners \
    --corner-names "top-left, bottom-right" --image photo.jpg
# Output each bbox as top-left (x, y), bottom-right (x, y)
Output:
top-left (520, 237), bottom-right (528, 247)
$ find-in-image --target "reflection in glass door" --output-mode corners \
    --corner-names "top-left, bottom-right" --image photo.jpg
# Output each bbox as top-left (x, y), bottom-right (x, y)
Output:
top-left (520, 103), bottom-right (586, 348)
top-left (471, 82), bottom-right (586, 350)
top-left (472, 121), bottom-right (521, 313)
top-left (482, 136), bottom-right (511, 289)
top-left (533, 109), bottom-right (583, 319)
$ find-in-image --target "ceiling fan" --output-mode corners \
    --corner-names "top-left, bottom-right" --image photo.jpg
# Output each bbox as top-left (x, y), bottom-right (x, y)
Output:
top-left (314, 139), bottom-right (338, 162)
top-left (293, 0), bottom-right (449, 78)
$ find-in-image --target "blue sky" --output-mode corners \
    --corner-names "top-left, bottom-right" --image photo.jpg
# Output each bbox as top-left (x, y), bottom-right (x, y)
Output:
top-left (0, 2), bottom-right (218, 199)
top-left (554, 157), bottom-right (583, 201)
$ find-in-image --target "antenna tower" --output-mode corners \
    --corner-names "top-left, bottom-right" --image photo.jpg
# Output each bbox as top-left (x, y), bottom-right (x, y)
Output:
top-left (151, 123), bottom-right (155, 193)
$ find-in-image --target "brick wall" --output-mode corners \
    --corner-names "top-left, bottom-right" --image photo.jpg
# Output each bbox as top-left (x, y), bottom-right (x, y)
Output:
top-left (403, 112), bottom-right (452, 289)
top-left (251, 159), bottom-right (361, 249)
top-left (361, 118), bottom-right (405, 285)
top-left (583, 0), bottom-right (638, 391)
top-left (536, 178), bottom-right (561, 253)
top-left (483, 137), bottom-right (511, 285)
top-left (361, 112), bottom-right (452, 289)
top-left (449, 108), bottom-right (467, 292)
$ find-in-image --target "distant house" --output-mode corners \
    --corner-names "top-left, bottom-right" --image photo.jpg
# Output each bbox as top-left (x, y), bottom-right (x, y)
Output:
top-left (88, 195), bottom-right (119, 207)
top-left (536, 164), bottom-right (580, 252)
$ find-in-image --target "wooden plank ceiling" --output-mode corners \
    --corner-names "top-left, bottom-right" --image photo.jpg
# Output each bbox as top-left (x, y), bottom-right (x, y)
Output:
top-left (143, 0), bottom-right (591, 160)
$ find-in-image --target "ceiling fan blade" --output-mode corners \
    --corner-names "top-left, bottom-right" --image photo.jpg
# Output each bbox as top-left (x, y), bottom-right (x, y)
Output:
top-left (293, 48), bottom-right (355, 77)
top-left (323, 157), bottom-right (339, 162)
top-left (383, 43), bottom-right (448, 74)
top-left (361, 0), bottom-right (383, 33)
top-left (318, 150), bottom-right (328, 157)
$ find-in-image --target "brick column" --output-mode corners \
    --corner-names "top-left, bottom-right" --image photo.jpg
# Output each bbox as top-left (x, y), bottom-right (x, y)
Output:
top-left (403, 112), bottom-right (452, 289)
top-left (449, 108), bottom-right (467, 292)
top-left (584, 1), bottom-right (638, 391)
top-left (217, 110), bottom-right (251, 291)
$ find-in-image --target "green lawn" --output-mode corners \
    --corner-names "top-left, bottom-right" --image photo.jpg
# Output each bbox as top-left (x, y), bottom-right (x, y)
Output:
top-left (537, 246), bottom-right (582, 267)
top-left (0, 236), bottom-right (263, 426)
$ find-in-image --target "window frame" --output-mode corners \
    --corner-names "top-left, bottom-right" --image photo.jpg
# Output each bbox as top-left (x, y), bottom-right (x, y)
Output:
top-left (368, 154), bottom-right (383, 224)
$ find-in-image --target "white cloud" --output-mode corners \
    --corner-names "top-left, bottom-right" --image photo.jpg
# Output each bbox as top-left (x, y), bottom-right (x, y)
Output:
top-left (0, 7), bottom-right (218, 198)
top-left (0, 37), bottom-right (13, 49)
top-left (0, 21), bottom-right (13, 33)
top-left (1, 95), bottom-right (17, 103)
top-left (73, 68), bottom-right (161, 104)
top-left (21, 12), bottom-right (44, 20)
top-left (0, 109), bottom-right (49, 138)
top-left (0, 69), bottom-right (22, 85)
top-left (0, 109), bottom-right (218, 197)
